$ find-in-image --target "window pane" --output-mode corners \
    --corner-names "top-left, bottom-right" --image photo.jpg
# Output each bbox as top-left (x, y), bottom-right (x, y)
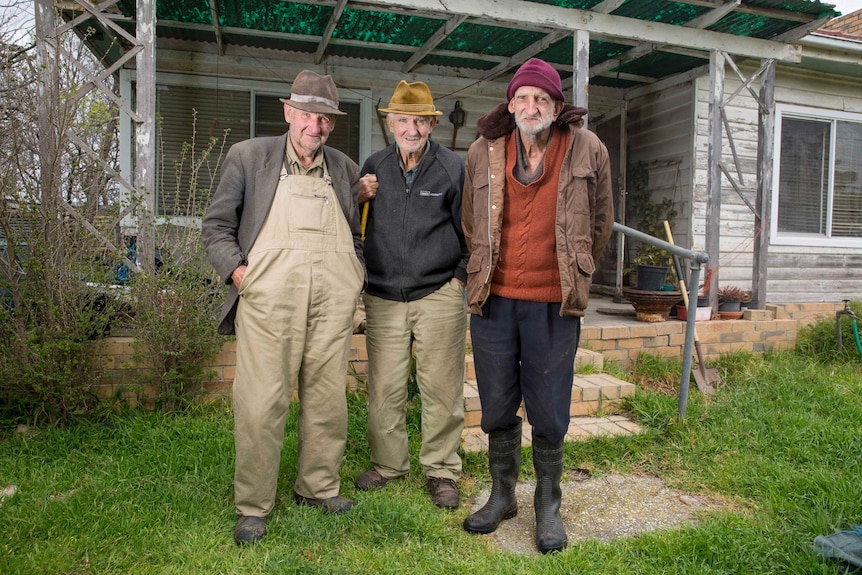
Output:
top-left (832, 121), bottom-right (862, 237)
top-left (777, 117), bottom-right (830, 235)
top-left (254, 94), bottom-right (286, 137)
top-left (156, 85), bottom-right (250, 216)
top-left (255, 94), bottom-right (361, 163)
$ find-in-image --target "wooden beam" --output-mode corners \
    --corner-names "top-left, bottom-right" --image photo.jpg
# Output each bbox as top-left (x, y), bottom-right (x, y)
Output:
top-left (209, 0), bottom-right (225, 56)
top-left (402, 14), bottom-right (468, 72)
top-left (667, 0), bottom-right (823, 23)
top-left (589, 0), bottom-right (738, 80)
top-left (355, 0), bottom-right (802, 62)
top-left (772, 15), bottom-right (833, 43)
top-left (314, 0), bottom-right (347, 64)
top-left (479, 29), bottom-right (570, 83)
top-left (591, 0), bottom-right (626, 14)
top-left (684, 0), bottom-right (740, 30)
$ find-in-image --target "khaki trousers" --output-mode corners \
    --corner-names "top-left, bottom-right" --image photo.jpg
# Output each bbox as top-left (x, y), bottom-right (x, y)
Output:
top-left (363, 279), bottom-right (467, 480)
top-left (233, 169), bottom-right (363, 517)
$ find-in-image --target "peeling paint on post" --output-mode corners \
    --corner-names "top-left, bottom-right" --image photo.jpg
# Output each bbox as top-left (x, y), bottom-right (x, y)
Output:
top-left (705, 50), bottom-right (725, 310)
top-left (573, 29), bottom-right (590, 129)
top-left (135, 2), bottom-right (157, 273)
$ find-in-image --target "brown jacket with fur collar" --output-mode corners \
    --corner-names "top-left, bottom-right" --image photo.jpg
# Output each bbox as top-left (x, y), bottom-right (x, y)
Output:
top-left (461, 102), bottom-right (614, 316)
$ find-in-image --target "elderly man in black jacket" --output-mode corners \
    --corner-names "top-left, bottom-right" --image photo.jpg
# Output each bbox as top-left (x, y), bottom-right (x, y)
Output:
top-left (355, 80), bottom-right (469, 509)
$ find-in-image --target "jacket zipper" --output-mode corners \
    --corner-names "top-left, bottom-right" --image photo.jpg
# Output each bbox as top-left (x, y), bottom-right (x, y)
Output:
top-left (483, 160), bottom-right (494, 286)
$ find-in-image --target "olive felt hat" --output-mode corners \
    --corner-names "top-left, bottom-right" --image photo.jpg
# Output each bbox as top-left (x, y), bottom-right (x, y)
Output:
top-left (378, 80), bottom-right (443, 116)
top-left (280, 70), bottom-right (346, 116)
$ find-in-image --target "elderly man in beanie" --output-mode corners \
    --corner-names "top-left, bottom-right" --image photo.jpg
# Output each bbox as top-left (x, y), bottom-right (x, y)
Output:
top-left (354, 80), bottom-right (468, 509)
top-left (203, 69), bottom-right (365, 545)
top-left (461, 58), bottom-right (614, 553)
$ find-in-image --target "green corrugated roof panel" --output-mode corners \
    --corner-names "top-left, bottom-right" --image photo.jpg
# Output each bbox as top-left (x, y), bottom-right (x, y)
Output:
top-left (521, 0), bottom-right (599, 9)
top-left (612, 1), bottom-right (706, 26)
top-left (79, 0), bottom-right (847, 93)
top-left (326, 44), bottom-right (411, 64)
top-left (438, 23), bottom-right (547, 57)
top-left (620, 51), bottom-right (705, 78)
top-left (746, 0), bottom-right (838, 18)
top-left (422, 54), bottom-right (499, 71)
top-left (332, 10), bottom-right (442, 46)
top-left (230, 2), bottom-right (330, 35)
top-left (537, 37), bottom-right (634, 68)
top-left (590, 75), bottom-right (641, 89)
top-left (709, 12), bottom-right (800, 39)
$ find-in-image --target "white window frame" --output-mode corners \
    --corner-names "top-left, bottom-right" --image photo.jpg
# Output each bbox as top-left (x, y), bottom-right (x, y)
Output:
top-left (771, 103), bottom-right (862, 248)
top-left (118, 70), bottom-right (372, 229)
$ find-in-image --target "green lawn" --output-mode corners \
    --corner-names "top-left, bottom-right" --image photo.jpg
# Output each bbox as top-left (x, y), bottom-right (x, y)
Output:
top-left (1, 350), bottom-right (860, 574)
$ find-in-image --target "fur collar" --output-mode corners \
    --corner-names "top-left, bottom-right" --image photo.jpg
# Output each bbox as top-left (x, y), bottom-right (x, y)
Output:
top-left (475, 102), bottom-right (587, 141)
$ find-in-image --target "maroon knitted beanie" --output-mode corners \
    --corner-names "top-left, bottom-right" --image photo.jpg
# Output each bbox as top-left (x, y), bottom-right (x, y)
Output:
top-left (506, 58), bottom-right (565, 102)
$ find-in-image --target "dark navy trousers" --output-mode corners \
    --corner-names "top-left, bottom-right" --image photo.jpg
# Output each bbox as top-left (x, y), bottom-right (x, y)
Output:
top-left (469, 295), bottom-right (581, 444)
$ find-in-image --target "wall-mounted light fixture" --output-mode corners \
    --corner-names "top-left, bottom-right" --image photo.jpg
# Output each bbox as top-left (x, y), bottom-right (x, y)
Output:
top-left (448, 100), bottom-right (466, 149)
top-left (448, 100), bottom-right (466, 128)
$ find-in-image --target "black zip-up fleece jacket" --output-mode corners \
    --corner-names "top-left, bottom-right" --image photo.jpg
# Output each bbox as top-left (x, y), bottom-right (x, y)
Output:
top-left (360, 139), bottom-right (469, 302)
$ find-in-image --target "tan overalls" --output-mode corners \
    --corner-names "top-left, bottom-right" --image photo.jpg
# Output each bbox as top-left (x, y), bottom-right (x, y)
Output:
top-left (233, 161), bottom-right (364, 517)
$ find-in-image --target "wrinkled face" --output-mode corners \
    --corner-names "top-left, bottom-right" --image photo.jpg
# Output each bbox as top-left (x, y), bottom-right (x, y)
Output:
top-left (284, 104), bottom-right (336, 156)
top-left (508, 86), bottom-right (563, 136)
top-left (386, 113), bottom-right (437, 156)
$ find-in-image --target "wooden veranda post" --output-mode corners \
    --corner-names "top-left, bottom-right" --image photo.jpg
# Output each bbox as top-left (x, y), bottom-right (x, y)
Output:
top-left (705, 50), bottom-right (725, 310)
top-left (572, 29), bottom-right (589, 129)
top-left (752, 59), bottom-right (776, 309)
top-left (134, 0), bottom-right (157, 273)
top-left (34, 0), bottom-right (63, 268)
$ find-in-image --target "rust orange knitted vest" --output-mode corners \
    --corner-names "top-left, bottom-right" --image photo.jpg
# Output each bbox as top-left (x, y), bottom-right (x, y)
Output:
top-left (491, 127), bottom-right (569, 302)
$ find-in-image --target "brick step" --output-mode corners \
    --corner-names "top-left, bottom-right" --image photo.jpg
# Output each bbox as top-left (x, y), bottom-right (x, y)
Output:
top-left (463, 348), bottom-right (603, 380)
top-left (462, 372), bottom-right (635, 430)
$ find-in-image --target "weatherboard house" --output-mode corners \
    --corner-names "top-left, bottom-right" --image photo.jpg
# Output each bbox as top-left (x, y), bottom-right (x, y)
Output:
top-left (40, 0), bottom-right (862, 307)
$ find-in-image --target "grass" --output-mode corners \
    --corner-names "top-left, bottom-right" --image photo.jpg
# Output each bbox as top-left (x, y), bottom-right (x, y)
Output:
top-left (1, 350), bottom-right (861, 574)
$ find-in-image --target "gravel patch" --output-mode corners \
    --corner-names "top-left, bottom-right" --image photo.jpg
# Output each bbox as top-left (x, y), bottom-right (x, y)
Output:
top-left (467, 472), bottom-right (723, 555)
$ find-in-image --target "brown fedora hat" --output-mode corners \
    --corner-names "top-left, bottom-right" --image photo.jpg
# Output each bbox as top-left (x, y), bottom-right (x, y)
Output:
top-left (280, 70), bottom-right (346, 116)
top-left (378, 80), bottom-right (443, 116)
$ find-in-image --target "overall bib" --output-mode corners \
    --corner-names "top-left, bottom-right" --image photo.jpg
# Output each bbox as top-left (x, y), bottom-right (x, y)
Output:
top-left (233, 163), bottom-right (364, 517)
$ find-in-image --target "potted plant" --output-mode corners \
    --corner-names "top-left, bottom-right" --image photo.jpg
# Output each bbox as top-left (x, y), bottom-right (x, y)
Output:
top-left (717, 285), bottom-right (752, 313)
top-left (626, 161), bottom-right (677, 291)
top-left (633, 247), bottom-right (673, 291)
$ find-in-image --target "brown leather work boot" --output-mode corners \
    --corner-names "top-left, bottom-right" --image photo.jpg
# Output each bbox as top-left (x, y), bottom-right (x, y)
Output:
top-left (293, 492), bottom-right (356, 515)
top-left (427, 477), bottom-right (460, 509)
top-left (234, 515), bottom-right (266, 545)
top-left (355, 468), bottom-right (391, 491)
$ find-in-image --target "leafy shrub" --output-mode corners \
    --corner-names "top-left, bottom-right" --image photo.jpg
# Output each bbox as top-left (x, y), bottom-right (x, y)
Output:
top-left (0, 212), bottom-right (126, 425)
top-left (796, 300), bottom-right (862, 363)
top-left (124, 112), bottom-right (229, 411)
top-left (128, 264), bottom-right (224, 411)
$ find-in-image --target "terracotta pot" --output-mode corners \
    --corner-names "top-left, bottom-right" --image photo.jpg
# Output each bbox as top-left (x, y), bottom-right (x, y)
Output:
top-left (718, 300), bottom-right (742, 312)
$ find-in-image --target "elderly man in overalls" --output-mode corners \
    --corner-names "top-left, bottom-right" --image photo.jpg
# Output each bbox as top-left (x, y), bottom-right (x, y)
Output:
top-left (203, 70), bottom-right (365, 545)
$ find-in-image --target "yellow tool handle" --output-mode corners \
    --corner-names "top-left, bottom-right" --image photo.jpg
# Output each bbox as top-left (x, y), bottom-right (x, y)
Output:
top-left (360, 202), bottom-right (369, 241)
top-left (664, 220), bottom-right (698, 338)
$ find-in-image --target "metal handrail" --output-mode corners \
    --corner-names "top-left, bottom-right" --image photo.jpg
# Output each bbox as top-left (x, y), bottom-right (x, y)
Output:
top-left (612, 222), bottom-right (709, 419)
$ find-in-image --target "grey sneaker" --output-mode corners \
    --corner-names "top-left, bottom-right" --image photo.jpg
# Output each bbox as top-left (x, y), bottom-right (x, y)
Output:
top-left (355, 468), bottom-right (391, 491)
top-left (427, 477), bottom-right (459, 509)
top-left (234, 515), bottom-right (266, 545)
